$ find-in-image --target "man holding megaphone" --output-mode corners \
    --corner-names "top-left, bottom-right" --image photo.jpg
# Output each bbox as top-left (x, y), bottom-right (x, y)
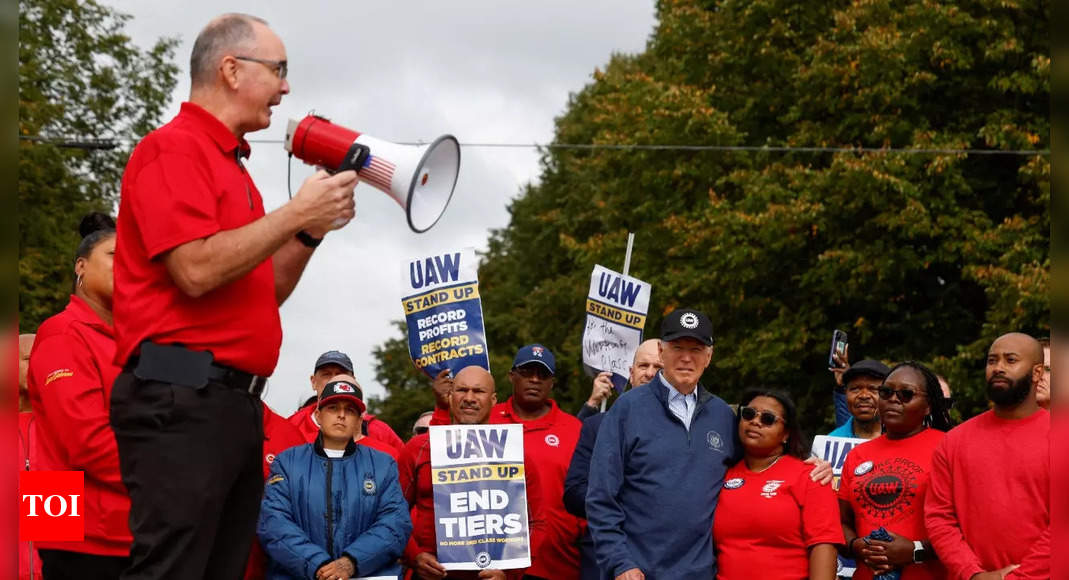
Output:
top-left (110, 13), bottom-right (360, 580)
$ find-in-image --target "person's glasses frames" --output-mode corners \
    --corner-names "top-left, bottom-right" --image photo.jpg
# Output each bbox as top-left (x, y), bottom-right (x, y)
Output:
top-left (234, 56), bottom-right (287, 79)
top-left (739, 406), bottom-right (781, 427)
top-left (877, 386), bottom-right (927, 403)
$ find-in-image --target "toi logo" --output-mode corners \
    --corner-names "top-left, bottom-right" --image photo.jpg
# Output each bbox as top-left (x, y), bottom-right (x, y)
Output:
top-left (19, 471), bottom-right (85, 542)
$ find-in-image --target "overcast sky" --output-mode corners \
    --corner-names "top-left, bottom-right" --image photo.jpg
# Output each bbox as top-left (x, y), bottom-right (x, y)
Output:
top-left (104, 0), bottom-right (658, 415)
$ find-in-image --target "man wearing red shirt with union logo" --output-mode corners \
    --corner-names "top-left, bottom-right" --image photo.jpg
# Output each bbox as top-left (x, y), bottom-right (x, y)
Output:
top-left (109, 13), bottom-right (359, 580)
top-left (489, 345), bottom-right (584, 580)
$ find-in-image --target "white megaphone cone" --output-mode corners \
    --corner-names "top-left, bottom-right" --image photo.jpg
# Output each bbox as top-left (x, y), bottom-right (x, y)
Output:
top-left (284, 115), bottom-right (460, 233)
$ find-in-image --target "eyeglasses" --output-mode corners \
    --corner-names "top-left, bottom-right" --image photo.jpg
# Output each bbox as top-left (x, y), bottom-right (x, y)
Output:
top-left (877, 386), bottom-right (927, 403)
top-left (234, 56), bottom-right (288, 79)
top-left (514, 365), bottom-right (553, 380)
top-left (739, 406), bottom-right (782, 427)
top-left (413, 426), bottom-right (429, 436)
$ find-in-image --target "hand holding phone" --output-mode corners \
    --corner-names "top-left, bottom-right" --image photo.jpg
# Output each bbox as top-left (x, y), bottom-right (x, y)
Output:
top-left (828, 330), bottom-right (848, 369)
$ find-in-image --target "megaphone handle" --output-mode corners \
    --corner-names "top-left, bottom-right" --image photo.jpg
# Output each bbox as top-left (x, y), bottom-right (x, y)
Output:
top-left (336, 142), bottom-right (371, 173)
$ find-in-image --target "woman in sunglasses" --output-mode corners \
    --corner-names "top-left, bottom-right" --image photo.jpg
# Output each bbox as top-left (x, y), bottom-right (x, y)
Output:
top-left (714, 390), bottom-right (842, 580)
top-left (838, 361), bottom-right (953, 580)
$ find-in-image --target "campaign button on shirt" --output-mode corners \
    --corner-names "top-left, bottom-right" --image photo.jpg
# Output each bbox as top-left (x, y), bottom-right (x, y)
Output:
top-left (855, 460), bottom-right (874, 476)
top-left (724, 477), bottom-right (745, 490)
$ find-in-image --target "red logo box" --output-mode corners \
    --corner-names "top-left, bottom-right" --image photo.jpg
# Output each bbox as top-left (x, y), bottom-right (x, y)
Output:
top-left (19, 471), bottom-right (85, 542)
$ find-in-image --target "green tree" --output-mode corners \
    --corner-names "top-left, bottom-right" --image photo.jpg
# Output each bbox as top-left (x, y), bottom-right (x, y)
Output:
top-left (372, 0), bottom-right (1048, 436)
top-left (19, 0), bottom-right (178, 330)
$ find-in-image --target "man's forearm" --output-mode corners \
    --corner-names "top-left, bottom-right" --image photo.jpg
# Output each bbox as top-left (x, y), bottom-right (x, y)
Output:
top-left (164, 204), bottom-right (303, 298)
top-left (273, 236), bottom-right (316, 305)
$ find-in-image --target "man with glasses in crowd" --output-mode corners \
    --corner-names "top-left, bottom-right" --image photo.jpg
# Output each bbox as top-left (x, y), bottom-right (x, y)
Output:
top-left (109, 13), bottom-right (359, 579)
top-left (490, 345), bottom-right (584, 580)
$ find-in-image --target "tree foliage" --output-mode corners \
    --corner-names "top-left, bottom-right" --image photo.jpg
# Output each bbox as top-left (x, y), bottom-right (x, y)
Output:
top-left (371, 0), bottom-right (1048, 436)
top-left (18, 0), bottom-right (178, 330)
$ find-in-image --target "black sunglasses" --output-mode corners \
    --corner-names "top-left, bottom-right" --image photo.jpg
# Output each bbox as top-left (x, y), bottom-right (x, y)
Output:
top-left (234, 56), bottom-right (288, 79)
top-left (739, 406), bottom-right (782, 427)
top-left (413, 426), bottom-right (429, 436)
top-left (877, 386), bottom-right (927, 403)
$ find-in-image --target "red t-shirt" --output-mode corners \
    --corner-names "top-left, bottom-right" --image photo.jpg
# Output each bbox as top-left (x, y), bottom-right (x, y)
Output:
top-left (925, 409), bottom-right (1049, 580)
top-left (489, 398), bottom-right (584, 580)
top-left (714, 455), bottom-right (843, 580)
top-left (839, 429), bottom-right (947, 580)
top-left (113, 101), bottom-right (281, 375)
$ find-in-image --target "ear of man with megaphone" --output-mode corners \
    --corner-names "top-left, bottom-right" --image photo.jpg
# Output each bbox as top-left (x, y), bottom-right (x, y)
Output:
top-left (286, 115), bottom-right (460, 233)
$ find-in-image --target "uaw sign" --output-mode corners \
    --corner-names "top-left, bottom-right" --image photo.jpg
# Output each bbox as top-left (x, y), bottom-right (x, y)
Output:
top-left (430, 424), bottom-right (531, 570)
top-left (402, 248), bottom-right (489, 377)
top-left (811, 434), bottom-right (868, 578)
top-left (581, 265), bottom-right (651, 392)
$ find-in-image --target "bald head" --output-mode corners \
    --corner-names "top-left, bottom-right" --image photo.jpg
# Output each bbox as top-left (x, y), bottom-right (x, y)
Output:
top-left (986, 332), bottom-right (1044, 410)
top-left (629, 339), bottom-right (664, 387)
top-left (190, 13), bottom-right (268, 87)
top-left (989, 333), bottom-right (1043, 366)
top-left (451, 366), bottom-right (497, 424)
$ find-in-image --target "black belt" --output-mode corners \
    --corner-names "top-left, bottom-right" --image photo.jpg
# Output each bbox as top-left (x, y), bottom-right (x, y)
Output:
top-left (206, 364), bottom-right (268, 396)
top-left (125, 356), bottom-right (267, 397)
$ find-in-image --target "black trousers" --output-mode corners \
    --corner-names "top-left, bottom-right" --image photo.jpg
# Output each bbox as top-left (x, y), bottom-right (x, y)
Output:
top-left (109, 372), bottom-right (264, 580)
top-left (38, 549), bottom-right (130, 580)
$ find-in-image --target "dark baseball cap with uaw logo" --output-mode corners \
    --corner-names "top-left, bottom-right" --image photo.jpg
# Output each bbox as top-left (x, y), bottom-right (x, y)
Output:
top-left (318, 379), bottom-right (366, 414)
top-left (661, 308), bottom-right (714, 346)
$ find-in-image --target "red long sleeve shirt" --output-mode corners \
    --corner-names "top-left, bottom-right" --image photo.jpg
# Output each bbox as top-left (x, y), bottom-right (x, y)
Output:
top-left (28, 295), bottom-right (131, 556)
top-left (924, 409), bottom-right (1050, 579)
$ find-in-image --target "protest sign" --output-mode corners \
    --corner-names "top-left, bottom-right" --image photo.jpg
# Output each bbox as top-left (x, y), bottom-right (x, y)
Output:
top-left (811, 434), bottom-right (869, 578)
top-left (430, 424), bottom-right (531, 570)
top-left (402, 248), bottom-right (489, 378)
top-left (581, 264), bottom-right (651, 392)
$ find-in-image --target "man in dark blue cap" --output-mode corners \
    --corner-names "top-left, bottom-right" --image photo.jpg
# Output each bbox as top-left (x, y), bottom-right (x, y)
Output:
top-left (586, 308), bottom-right (735, 580)
top-left (490, 344), bottom-right (584, 580)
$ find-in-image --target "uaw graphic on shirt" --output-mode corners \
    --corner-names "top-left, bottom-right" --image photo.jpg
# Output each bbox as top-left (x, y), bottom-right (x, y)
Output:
top-left (402, 248), bottom-right (490, 377)
top-left (848, 457), bottom-right (923, 523)
top-left (581, 265), bottom-right (651, 392)
top-left (430, 424), bottom-right (531, 570)
top-left (811, 434), bottom-right (867, 578)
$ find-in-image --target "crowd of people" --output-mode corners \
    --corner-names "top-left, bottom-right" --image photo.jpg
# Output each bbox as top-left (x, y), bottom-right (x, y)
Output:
top-left (16, 11), bottom-right (1050, 580)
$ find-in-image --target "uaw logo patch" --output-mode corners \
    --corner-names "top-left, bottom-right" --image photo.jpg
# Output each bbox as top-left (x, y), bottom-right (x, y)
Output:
top-left (265, 453), bottom-right (276, 465)
top-left (680, 313), bottom-right (699, 329)
top-left (545, 434), bottom-right (560, 447)
top-left (853, 457), bottom-right (922, 523)
top-left (532, 346), bottom-right (544, 357)
top-left (363, 477), bottom-right (377, 495)
top-left (706, 430), bottom-right (725, 454)
top-left (724, 477), bottom-right (745, 490)
top-left (760, 480), bottom-right (784, 498)
top-left (475, 551), bottom-right (492, 568)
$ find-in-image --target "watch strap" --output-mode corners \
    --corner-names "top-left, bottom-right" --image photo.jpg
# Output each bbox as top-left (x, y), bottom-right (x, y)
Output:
top-left (296, 230), bottom-right (323, 248)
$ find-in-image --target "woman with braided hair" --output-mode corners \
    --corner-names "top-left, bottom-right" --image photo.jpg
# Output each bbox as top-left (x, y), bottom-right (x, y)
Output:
top-left (838, 361), bottom-right (951, 580)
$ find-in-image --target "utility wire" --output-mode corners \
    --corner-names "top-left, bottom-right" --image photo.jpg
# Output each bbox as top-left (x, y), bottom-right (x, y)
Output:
top-left (18, 134), bottom-right (1050, 156)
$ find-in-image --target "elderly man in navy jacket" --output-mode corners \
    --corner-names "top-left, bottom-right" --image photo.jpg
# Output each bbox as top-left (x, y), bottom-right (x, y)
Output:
top-left (586, 309), bottom-right (735, 580)
top-left (258, 377), bottom-right (411, 580)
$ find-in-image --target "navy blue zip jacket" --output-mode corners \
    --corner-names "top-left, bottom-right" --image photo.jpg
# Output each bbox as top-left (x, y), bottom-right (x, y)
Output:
top-left (258, 435), bottom-right (412, 579)
top-left (586, 372), bottom-right (737, 579)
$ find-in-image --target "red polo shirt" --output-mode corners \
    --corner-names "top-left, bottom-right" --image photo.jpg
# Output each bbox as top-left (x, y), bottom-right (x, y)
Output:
top-left (113, 102), bottom-right (281, 375)
top-left (490, 398), bottom-right (584, 580)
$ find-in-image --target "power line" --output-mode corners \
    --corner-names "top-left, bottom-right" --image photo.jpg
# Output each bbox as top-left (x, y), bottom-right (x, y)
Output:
top-left (18, 134), bottom-right (1049, 156)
